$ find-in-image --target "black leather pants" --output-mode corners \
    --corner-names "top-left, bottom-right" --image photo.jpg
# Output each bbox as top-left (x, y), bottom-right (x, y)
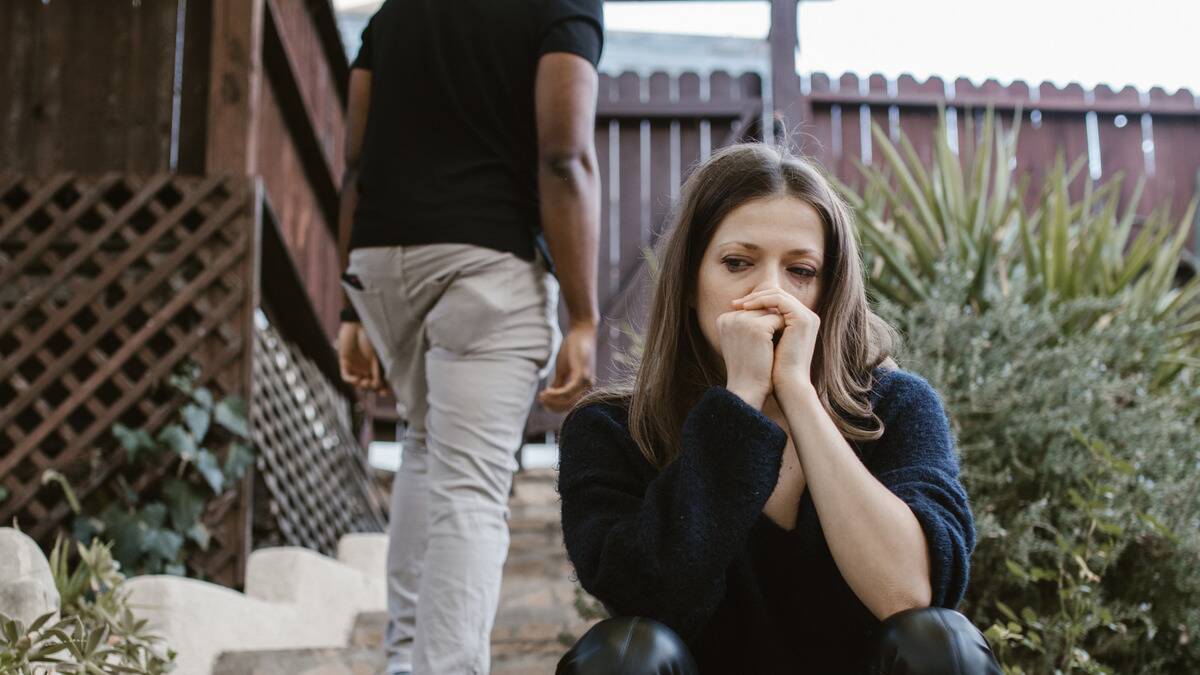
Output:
top-left (555, 607), bottom-right (1003, 675)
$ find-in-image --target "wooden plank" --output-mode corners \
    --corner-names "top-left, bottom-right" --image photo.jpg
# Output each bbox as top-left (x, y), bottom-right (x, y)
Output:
top-left (647, 73), bottom-right (674, 246)
top-left (206, 0), bottom-right (265, 176)
top-left (0, 1), bottom-right (177, 173)
top-left (769, 0), bottom-right (804, 137)
top-left (802, 72), bottom-right (835, 162)
top-left (1144, 112), bottom-right (1200, 227)
top-left (1094, 85), bottom-right (1149, 211)
top-left (861, 73), bottom-right (889, 174)
top-left (256, 74), bottom-right (341, 334)
top-left (178, 0), bottom-right (214, 174)
top-left (834, 73), bottom-right (863, 186)
top-left (615, 73), bottom-right (645, 371)
top-left (593, 75), bottom-right (615, 384)
top-left (1017, 82), bottom-right (1090, 202)
top-left (807, 85), bottom-right (1200, 116)
top-left (259, 189), bottom-right (353, 398)
top-left (263, 0), bottom-right (345, 183)
top-left (895, 75), bottom-right (945, 169)
top-left (598, 99), bottom-right (750, 118)
top-left (726, 73), bottom-right (764, 146)
top-left (678, 73), bottom-right (703, 183)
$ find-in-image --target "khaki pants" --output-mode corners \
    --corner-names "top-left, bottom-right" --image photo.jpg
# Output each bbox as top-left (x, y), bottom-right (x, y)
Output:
top-left (342, 243), bottom-right (560, 675)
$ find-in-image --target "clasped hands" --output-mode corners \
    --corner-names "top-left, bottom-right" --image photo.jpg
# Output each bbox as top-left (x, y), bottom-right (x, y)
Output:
top-left (719, 287), bottom-right (819, 408)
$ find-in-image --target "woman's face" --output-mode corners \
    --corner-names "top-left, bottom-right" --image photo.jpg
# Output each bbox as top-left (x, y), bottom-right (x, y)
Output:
top-left (692, 193), bottom-right (827, 361)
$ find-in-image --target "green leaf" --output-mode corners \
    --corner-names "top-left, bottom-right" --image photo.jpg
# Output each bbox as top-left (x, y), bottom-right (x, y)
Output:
top-left (192, 386), bottom-right (214, 410)
top-left (27, 611), bottom-right (55, 634)
top-left (196, 450), bottom-right (225, 494)
top-left (100, 505), bottom-right (144, 568)
top-left (223, 442), bottom-right (255, 482)
top-left (1137, 511), bottom-right (1180, 544)
top-left (162, 479), bottom-right (204, 532)
top-left (112, 423), bottom-right (157, 463)
top-left (142, 528), bottom-right (183, 562)
top-left (40, 469), bottom-right (82, 515)
top-left (214, 396), bottom-right (249, 437)
top-left (995, 601), bottom-right (1020, 623)
top-left (157, 425), bottom-right (197, 462)
top-left (181, 404), bottom-right (210, 443)
top-left (186, 522), bottom-right (211, 551)
top-left (1005, 559), bottom-right (1028, 580)
top-left (139, 502), bottom-right (167, 530)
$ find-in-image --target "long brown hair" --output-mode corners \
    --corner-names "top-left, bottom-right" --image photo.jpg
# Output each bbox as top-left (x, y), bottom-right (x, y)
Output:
top-left (563, 143), bottom-right (899, 469)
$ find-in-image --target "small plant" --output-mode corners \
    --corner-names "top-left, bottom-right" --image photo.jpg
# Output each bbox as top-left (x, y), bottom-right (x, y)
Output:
top-left (0, 535), bottom-right (176, 673)
top-left (61, 361), bottom-right (255, 577)
top-left (842, 107), bottom-right (1200, 388)
top-left (879, 270), bottom-right (1200, 674)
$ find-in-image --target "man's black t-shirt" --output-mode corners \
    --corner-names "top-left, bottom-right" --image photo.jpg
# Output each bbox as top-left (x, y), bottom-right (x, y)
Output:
top-left (349, 0), bottom-right (604, 275)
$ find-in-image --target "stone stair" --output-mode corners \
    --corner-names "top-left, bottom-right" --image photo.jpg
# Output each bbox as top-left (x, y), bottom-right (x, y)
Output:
top-left (211, 468), bottom-right (597, 675)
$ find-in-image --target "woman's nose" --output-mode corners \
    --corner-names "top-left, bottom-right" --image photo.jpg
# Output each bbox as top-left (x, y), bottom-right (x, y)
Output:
top-left (750, 269), bottom-right (784, 294)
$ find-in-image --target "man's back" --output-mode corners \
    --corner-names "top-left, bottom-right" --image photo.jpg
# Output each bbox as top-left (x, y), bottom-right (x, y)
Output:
top-left (350, 0), bottom-right (604, 264)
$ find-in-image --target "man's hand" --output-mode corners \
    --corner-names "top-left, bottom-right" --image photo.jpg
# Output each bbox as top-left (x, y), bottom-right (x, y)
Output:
top-left (338, 322), bottom-right (390, 395)
top-left (537, 322), bottom-right (597, 412)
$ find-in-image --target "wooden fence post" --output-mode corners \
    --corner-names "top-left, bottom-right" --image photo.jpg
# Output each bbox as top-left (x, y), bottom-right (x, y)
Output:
top-left (206, 0), bottom-right (264, 177)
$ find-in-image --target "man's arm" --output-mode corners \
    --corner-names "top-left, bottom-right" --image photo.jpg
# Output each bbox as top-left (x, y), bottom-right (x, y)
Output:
top-left (534, 52), bottom-right (601, 411)
top-left (338, 67), bottom-right (372, 278)
top-left (535, 52), bottom-right (600, 329)
top-left (336, 66), bottom-right (386, 394)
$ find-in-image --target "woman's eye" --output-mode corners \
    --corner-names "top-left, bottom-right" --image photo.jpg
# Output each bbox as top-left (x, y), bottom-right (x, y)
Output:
top-left (721, 258), bottom-right (749, 270)
top-left (790, 268), bottom-right (817, 279)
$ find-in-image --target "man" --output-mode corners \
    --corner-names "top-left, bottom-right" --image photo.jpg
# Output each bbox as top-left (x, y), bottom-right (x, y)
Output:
top-left (335, 1), bottom-right (603, 673)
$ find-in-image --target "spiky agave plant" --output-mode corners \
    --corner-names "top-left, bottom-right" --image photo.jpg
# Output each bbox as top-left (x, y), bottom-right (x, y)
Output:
top-left (841, 106), bottom-right (1199, 387)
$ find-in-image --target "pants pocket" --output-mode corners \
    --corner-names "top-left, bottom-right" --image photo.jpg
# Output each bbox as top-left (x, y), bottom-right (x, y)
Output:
top-left (341, 277), bottom-right (395, 363)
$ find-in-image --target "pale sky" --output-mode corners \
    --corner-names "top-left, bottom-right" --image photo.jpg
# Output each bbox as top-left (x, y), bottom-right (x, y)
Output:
top-left (604, 0), bottom-right (1200, 93)
top-left (334, 0), bottom-right (1200, 94)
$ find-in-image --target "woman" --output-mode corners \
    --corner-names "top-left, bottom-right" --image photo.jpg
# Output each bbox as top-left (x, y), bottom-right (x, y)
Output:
top-left (554, 144), bottom-right (1002, 674)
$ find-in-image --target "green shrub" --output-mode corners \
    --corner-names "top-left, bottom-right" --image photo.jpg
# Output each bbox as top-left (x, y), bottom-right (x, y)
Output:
top-left (0, 535), bottom-right (176, 673)
top-left (879, 268), bottom-right (1200, 674)
top-left (51, 361), bottom-right (254, 578)
top-left (842, 107), bottom-right (1200, 388)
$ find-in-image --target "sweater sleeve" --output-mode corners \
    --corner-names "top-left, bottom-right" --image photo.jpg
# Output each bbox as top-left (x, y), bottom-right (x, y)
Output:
top-left (870, 373), bottom-right (976, 609)
top-left (557, 386), bottom-right (787, 641)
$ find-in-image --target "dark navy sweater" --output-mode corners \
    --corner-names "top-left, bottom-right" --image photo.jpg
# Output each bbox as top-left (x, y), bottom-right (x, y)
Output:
top-left (556, 368), bottom-right (975, 674)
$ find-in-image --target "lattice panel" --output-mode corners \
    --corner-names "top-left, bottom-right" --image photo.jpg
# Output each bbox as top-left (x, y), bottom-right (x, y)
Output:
top-left (0, 172), bottom-right (255, 586)
top-left (250, 308), bottom-right (386, 555)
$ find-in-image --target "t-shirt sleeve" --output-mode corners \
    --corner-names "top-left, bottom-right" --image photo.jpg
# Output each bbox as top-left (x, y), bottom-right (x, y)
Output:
top-left (538, 0), bottom-right (604, 67)
top-left (350, 16), bottom-right (375, 71)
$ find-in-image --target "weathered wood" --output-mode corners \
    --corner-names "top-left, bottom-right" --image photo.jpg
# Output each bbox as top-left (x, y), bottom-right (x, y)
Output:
top-left (0, 1), bottom-right (178, 174)
top-left (205, 0), bottom-right (265, 176)
top-left (770, 0), bottom-right (804, 144)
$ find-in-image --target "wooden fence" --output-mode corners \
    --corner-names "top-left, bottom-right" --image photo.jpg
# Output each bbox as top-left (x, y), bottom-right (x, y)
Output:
top-left (796, 72), bottom-right (1200, 229)
top-left (0, 172), bottom-right (384, 586)
top-left (526, 71), bottom-right (1200, 435)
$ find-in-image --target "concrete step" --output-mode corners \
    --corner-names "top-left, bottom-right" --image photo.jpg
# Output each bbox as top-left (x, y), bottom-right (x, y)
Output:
top-left (212, 647), bottom-right (384, 675)
top-left (211, 469), bottom-right (598, 675)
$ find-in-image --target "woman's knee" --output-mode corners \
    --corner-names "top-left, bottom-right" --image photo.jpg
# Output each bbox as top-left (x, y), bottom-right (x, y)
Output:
top-left (556, 616), bottom-right (699, 675)
top-left (869, 607), bottom-right (1002, 675)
